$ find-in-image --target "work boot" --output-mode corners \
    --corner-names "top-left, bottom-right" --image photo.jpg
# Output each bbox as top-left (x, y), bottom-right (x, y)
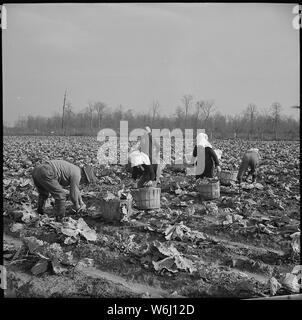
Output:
top-left (54, 199), bottom-right (66, 222)
top-left (37, 196), bottom-right (47, 215)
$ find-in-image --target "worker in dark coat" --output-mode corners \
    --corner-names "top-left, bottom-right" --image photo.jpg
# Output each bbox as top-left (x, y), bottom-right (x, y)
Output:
top-left (187, 133), bottom-right (221, 179)
top-left (237, 148), bottom-right (261, 183)
top-left (32, 160), bottom-right (96, 221)
top-left (128, 150), bottom-right (155, 188)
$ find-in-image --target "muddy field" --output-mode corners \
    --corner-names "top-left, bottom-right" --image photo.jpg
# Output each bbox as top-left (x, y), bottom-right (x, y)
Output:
top-left (3, 136), bottom-right (301, 298)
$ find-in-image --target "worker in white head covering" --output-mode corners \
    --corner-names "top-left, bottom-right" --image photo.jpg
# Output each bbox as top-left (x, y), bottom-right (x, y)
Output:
top-left (237, 148), bottom-right (261, 183)
top-left (247, 148), bottom-right (259, 154)
top-left (196, 132), bottom-right (213, 148)
top-left (128, 150), bottom-right (155, 188)
top-left (187, 132), bottom-right (221, 179)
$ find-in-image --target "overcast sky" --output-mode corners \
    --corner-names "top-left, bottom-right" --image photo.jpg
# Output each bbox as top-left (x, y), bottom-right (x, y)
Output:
top-left (2, 3), bottom-right (300, 125)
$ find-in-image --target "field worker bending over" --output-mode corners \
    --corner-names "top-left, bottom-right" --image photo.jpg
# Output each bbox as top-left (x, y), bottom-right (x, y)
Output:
top-left (140, 126), bottom-right (161, 182)
top-left (237, 148), bottom-right (261, 183)
top-left (187, 133), bottom-right (221, 179)
top-left (129, 150), bottom-right (156, 188)
top-left (32, 160), bottom-right (96, 221)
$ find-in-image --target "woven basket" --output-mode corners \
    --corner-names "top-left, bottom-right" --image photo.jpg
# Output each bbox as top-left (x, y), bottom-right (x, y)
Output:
top-left (132, 187), bottom-right (161, 209)
top-left (98, 198), bottom-right (132, 221)
top-left (196, 180), bottom-right (220, 200)
top-left (219, 170), bottom-right (238, 186)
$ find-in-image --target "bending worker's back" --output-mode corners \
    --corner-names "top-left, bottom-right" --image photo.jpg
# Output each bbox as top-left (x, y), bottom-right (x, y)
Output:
top-left (237, 148), bottom-right (261, 183)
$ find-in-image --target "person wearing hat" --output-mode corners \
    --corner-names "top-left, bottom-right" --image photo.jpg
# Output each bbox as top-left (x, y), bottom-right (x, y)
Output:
top-left (187, 132), bottom-right (221, 179)
top-left (237, 148), bottom-right (261, 183)
top-left (140, 126), bottom-right (161, 182)
top-left (32, 159), bottom-right (96, 221)
top-left (128, 150), bottom-right (155, 188)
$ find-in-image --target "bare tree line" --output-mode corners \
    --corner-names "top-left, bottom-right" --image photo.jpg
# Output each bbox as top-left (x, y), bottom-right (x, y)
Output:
top-left (5, 95), bottom-right (299, 140)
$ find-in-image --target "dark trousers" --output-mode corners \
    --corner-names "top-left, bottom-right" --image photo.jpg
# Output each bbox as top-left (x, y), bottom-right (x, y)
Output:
top-left (132, 164), bottom-right (156, 188)
top-left (151, 164), bottom-right (158, 181)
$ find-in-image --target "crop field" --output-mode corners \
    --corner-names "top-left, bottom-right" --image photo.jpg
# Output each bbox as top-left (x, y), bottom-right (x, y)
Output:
top-left (3, 136), bottom-right (300, 298)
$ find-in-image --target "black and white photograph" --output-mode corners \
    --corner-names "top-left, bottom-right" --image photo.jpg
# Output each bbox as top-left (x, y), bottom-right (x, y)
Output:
top-left (1, 2), bottom-right (301, 306)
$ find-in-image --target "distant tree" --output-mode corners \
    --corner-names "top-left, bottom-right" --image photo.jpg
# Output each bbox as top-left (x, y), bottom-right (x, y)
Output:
top-left (124, 108), bottom-right (134, 119)
top-left (15, 116), bottom-right (27, 129)
top-left (181, 94), bottom-right (193, 127)
top-left (124, 108), bottom-right (135, 128)
top-left (175, 106), bottom-right (185, 127)
top-left (50, 112), bottom-right (62, 131)
top-left (27, 115), bottom-right (35, 131)
top-left (245, 103), bottom-right (257, 139)
top-left (199, 100), bottom-right (215, 131)
top-left (64, 102), bottom-right (74, 133)
top-left (151, 100), bottom-right (160, 123)
top-left (87, 101), bottom-right (94, 131)
top-left (61, 89), bottom-right (67, 132)
top-left (194, 101), bottom-right (201, 132)
top-left (211, 112), bottom-right (226, 138)
top-left (65, 102), bottom-right (73, 116)
top-left (255, 107), bottom-right (270, 140)
top-left (227, 114), bottom-right (245, 139)
top-left (270, 102), bottom-right (282, 140)
top-left (94, 101), bottom-right (106, 129)
top-left (194, 100), bottom-right (215, 132)
top-left (283, 115), bottom-right (299, 139)
top-left (113, 105), bottom-right (124, 129)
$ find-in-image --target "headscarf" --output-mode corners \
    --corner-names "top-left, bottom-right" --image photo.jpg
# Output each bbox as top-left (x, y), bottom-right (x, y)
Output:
top-left (247, 148), bottom-right (260, 160)
top-left (196, 133), bottom-right (212, 148)
top-left (248, 148), bottom-right (259, 153)
top-left (129, 150), bottom-right (151, 167)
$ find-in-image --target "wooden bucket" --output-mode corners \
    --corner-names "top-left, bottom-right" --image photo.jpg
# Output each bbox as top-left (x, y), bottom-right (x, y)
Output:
top-left (132, 187), bottom-right (161, 209)
top-left (98, 198), bottom-right (132, 221)
top-left (219, 170), bottom-right (238, 186)
top-left (196, 180), bottom-right (220, 200)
